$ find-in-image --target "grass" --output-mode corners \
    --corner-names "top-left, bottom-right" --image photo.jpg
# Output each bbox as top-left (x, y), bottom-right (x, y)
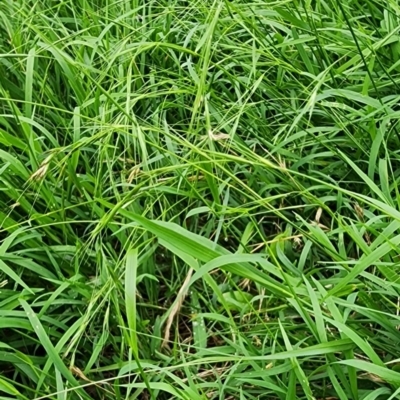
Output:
top-left (1, 0), bottom-right (400, 398)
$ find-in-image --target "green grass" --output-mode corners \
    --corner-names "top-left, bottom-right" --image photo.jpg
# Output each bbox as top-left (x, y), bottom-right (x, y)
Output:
top-left (1, 0), bottom-right (400, 398)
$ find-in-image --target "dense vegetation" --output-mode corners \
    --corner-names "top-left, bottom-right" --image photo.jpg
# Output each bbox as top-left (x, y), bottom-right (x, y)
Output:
top-left (1, 0), bottom-right (400, 398)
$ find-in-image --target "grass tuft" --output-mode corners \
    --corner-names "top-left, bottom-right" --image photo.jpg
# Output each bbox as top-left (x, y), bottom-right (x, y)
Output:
top-left (1, 0), bottom-right (400, 398)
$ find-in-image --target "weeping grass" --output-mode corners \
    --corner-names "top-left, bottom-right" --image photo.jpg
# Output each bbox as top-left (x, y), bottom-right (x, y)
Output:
top-left (1, 0), bottom-right (400, 399)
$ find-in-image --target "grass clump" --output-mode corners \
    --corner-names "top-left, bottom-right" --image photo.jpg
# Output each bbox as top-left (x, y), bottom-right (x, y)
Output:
top-left (1, 0), bottom-right (400, 398)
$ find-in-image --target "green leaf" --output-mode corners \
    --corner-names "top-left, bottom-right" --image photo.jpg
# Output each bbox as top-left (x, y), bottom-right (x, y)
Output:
top-left (125, 248), bottom-right (138, 354)
top-left (19, 300), bottom-right (88, 399)
top-left (339, 360), bottom-right (400, 385)
top-left (328, 234), bottom-right (400, 298)
top-left (0, 260), bottom-right (32, 294)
